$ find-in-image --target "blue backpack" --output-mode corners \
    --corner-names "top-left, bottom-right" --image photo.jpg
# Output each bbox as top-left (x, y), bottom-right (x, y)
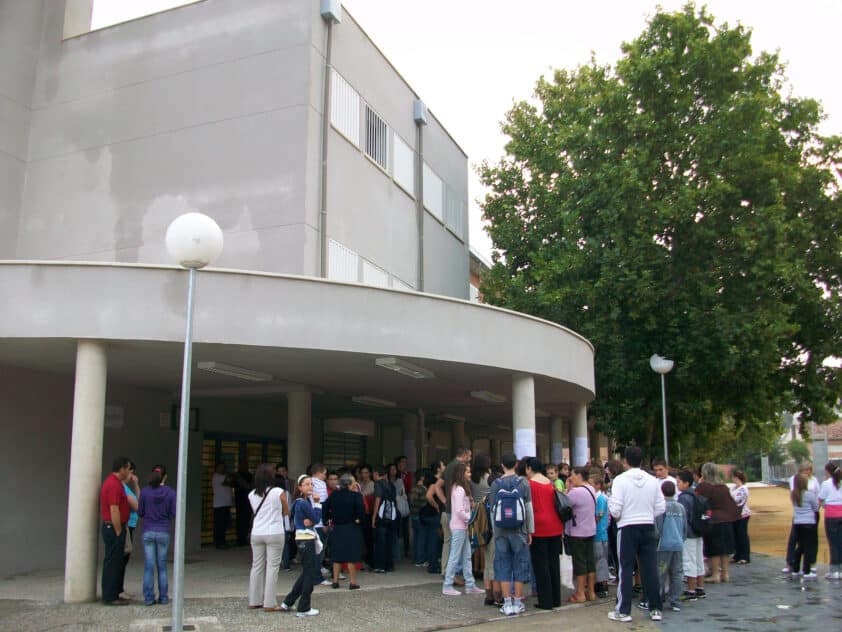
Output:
top-left (493, 477), bottom-right (525, 529)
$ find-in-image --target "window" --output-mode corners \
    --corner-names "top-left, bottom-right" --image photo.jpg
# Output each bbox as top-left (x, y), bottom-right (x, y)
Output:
top-left (330, 70), bottom-right (361, 147)
top-left (365, 104), bottom-right (389, 170)
top-left (328, 239), bottom-right (359, 283)
top-left (423, 163), bottom-right (444, 221)
top-left (392, 133), bottom-right (415, 196)
top-left (444, 186), bottom-right (466, 241)
top-left (362, 260), bottom-right (389, 288)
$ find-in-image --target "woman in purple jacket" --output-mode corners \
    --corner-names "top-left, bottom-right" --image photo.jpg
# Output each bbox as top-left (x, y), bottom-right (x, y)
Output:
top-left (138, 465), bottom-right (176, 606)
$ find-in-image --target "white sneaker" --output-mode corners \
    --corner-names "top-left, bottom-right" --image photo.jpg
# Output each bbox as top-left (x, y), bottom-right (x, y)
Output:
top-left (318, 579), bottom-right (333, 586)
top-left (803, 571), bottom-right (818, 580)
top-left (339, 573), bottom-right (347, 580)
top-left (279, 603), bottom-right (292, 612)
top-left (500, 602), bottom-right (515, 616)
top-left (834, 572), bottom-right (842, 580)
top-left (296, 608), bottom-right (319, 617)
top-left (512, 600), bottom-right (526, 614)
top-left (782, 566), bottom-right (792, 573)
top-left (650, 609), bottom-right (663, 621)
top-left (608, 611), bottom-right (632, 622)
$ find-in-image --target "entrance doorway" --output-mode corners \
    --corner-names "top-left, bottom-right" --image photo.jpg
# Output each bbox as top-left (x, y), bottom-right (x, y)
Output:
top-left (201, 434), bottom-right (286, 546)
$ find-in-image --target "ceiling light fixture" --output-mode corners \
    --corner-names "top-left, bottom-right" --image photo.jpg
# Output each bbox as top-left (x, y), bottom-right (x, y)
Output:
top-left (351, 395), bottom-right (397, 408)
top-left (470, 390), bottom-right (507, 404)
top-left (375, 356), bottom-right (435, 379)
top-left (197, 361), bottom-right (273, 382)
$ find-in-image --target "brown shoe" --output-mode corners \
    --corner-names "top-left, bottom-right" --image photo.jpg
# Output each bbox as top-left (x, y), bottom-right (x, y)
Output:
top-left (104, 598), bottom-right (130, 606)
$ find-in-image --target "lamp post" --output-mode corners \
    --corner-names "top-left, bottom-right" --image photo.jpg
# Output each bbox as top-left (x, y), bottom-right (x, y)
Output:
top-left (649, 354), bottom-right (675, 466)
top-left (165, 213), bottom-right (223, 632)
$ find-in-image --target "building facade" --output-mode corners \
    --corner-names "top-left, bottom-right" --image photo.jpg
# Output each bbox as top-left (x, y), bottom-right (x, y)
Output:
top-left (0, 0), bottom-right (596, 601)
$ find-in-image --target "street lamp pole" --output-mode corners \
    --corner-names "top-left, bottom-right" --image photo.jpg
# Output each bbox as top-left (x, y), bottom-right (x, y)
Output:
top-left (649, 354), bottom-right (675, 466)
top-left (166, 213), bottom-right (223, 632)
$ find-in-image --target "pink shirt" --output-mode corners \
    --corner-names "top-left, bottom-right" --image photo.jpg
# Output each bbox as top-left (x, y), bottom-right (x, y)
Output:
top-left (449, 485), bottom-right (471, 531)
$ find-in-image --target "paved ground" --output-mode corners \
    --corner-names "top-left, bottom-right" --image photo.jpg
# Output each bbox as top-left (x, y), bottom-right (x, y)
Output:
top-left (1, 547), bottom-right (839, 631)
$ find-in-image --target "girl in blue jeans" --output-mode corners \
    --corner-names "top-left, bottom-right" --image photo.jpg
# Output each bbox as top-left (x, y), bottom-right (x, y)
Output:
top-left (442, 463), bottom-right (484, 596)
top-left (138, 465), bottom-right (176, 606)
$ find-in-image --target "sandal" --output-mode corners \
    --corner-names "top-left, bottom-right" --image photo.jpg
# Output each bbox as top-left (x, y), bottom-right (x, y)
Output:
top-left (566, 595), bottom-right (587, 603)
top-left (349, 583), bottom-right (361, 590)
top-left (263, 606), bottom-right (284, 612)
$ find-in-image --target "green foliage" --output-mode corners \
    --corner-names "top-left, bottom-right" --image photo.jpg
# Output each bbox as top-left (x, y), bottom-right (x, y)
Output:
top-left (787, 438), bottom-right (811, 464)
top-left (479, 3), bottom-right (842, 449)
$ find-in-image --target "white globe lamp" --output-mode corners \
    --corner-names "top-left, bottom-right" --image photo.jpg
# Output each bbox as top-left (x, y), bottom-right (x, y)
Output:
top-left (165, 212), bottom-right (223, 269)
top-left (650, 354), bottom-right (674, 465)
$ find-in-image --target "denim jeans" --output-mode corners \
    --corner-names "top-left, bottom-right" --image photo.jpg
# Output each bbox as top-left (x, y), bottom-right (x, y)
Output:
top-left (444, 528), bottom-right (476, 589)
top-left (420, 514), bottom-right (442, 573)
top-left (142, 531), bottom-right (170, 605)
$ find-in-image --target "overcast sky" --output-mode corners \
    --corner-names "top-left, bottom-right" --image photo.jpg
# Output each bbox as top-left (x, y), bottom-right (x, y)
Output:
top-left (94, 1), bottom-right (841, 262)
top-left (339, 0), bottom-right (841, 262)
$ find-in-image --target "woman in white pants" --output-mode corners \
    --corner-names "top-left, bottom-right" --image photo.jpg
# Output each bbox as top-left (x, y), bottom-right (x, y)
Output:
top-left (247, 463), bottom-right (289, 611)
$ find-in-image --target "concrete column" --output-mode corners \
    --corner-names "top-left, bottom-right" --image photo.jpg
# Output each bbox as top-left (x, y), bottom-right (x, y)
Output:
top-left (287, 392), bottom-right (312, 477)
top-left (550, 416), bottom-right (564, 465)
top-left (512, 373), bottom-right (536, 459)
top-left (572, 403), bottom-right (589, 466)
top-left (452, 420), bottom-right (467, 454)
top-left (64, 340), bottom-right (107, 603)
top-left (417, 409), bottom-right (426, 468)
top-left (402, 413), bottom-right (419, 472)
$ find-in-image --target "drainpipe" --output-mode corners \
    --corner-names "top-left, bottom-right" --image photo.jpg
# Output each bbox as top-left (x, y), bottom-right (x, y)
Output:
top-left (319, 2), bottom-right (341, 277)
top-left (413, 100), bottom-right (428, 290)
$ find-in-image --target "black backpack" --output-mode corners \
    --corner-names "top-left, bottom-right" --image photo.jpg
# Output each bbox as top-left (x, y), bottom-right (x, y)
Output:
top-left (554, 489), bottom-right (574, 524)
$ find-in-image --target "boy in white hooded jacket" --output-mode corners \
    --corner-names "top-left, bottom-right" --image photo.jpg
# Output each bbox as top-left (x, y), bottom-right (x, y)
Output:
top-left (607, 447), bottom-right (666, 623)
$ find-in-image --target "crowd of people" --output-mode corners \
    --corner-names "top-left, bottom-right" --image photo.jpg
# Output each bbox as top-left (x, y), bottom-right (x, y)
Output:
top-left (97, 448), bottom-right (842, 623)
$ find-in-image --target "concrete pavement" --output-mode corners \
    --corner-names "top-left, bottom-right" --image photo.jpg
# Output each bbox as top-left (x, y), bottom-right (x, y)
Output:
top-left (1, 547), bottom-right (839, 631)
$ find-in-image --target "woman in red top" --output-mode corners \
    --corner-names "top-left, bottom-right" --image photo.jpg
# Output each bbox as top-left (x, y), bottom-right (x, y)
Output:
top-left (526, 457), bottom-right (563, 610)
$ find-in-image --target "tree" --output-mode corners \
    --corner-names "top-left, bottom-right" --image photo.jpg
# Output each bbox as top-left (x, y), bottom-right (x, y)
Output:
top-left (786, 438), bottom-right (811, 465)
top-left (479, 4), bottom-right (841, 451)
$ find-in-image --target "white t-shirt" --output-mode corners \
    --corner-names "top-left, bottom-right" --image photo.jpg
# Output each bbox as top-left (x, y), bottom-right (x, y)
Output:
top-left (819, 479), bottom-right (842, 506)
top-left (212, 472), bottom-right (233, 508)
top-left (789, 475), bottom-right (821, 496)
top-left (248, 487), bottom-right (285, 536)
top-left (311, 477), bottom-right (327, 528)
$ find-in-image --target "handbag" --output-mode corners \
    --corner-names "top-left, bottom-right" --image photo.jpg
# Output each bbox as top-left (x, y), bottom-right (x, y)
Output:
top-left (123, 529), bottom-right (133, 555)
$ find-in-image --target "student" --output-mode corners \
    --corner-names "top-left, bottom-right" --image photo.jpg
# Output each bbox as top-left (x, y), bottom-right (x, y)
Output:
top-left (138, 465), bottom-right (175, 606)
top-left (607, 447), bottom-right (665, 623)
top-left (676, 471), bottom-right (705, 601)
top-left (308, 464), bottom-right (330, 586)
top-left (546, 463), bottom-right (564, 492)
top-left (730, 470), bottom-right (751, 564)
top-left (644, 481), bottom-right (684, 614)
top-left (490, 453), bottom-right (534, 616)
top-left (790, 474), bottom-right (819, 579)
top-left (819, 462), bottom-right (842, 579)
top-left (591, 470), bottom-right (611, 598)
top-left (525, 458), bottom-right (563, 610)
top-left (783, 463), bottom-right (821, 573)
top-left (442, 462), bottom-right (484, 596)
top-left (280, 475), bottom-right (322, 617)
top-left (371, 466), bottom-right (397, 573)
top-left (565, 466), bottom-right (597, 603)
top-left (558, 463), bottom-right (571, 487)
top-left (247, 463), bottom-right (288, 611)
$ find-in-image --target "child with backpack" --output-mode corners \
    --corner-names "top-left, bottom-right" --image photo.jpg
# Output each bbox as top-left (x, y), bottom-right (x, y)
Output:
top-left (647, 481), bottom-right (685, 613)
top-left (489, 453), bottom-right (534, 616)
top-left (442, 463), bottom-right (484, 596)
top-left (676, 471), bottom-right (706, 600)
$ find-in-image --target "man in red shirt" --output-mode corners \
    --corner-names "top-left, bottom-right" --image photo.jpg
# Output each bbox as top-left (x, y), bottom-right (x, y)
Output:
top-left (100, 456), bottom-right (131, 605)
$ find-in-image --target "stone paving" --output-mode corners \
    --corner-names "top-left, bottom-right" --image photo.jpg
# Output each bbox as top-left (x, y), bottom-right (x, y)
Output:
top-left (1, 548), bottom-right (839, 631)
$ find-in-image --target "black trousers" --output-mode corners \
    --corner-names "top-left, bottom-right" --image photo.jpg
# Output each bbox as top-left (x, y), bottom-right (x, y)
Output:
top-left (608, 519), bottom-right (619, 571)
top-left (101, 523), bottom-right (126, 602)
top-left (214, 506), bottom-right (230, 547)
top-left (530, 536), bottom-right (561, 609)
top-left (374, 524), bottom-right (396, 571)
top-left (119, 526), bottom-right (134, 593)
top-left (793, 524), bottom-right (818, 574)
top-left (284, 540), bottom-right (315, 612)
top-left (617, 524), bottom-right (661, 615)
top-left (401, 516), bottom-right (411, 556)
top-left (785, 524), bottom-right (797, 568)
top-left (732, 517), bottom-right (751, 562)
top-left (235, 501), bottom-right (251, 546)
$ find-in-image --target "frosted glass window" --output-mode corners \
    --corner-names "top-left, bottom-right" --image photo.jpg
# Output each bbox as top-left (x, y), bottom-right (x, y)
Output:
top-left (328, 239), bottom-right (359, 282)
top-left (423, 163), bottom-right (443, 221)
top-left (362, 260), bottom-right (389, 288)
top-left (90, 0), bottom-right (201, 30)
top-left (444, 186), bottom-right (466, 241)
top-left (330, 71), bottom-right (361, 146)
top-left (392, 134), bottom-right (415, 196)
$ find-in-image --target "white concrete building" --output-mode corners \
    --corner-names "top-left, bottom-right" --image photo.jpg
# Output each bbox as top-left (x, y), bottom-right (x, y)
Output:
top-left (0, 0), bottom-right (596, 600)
